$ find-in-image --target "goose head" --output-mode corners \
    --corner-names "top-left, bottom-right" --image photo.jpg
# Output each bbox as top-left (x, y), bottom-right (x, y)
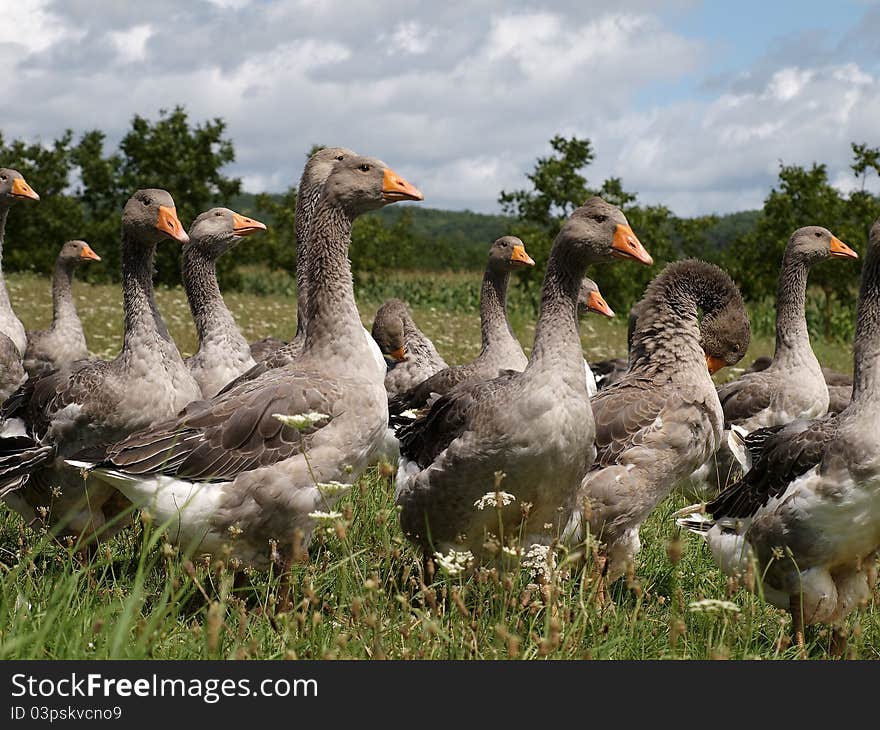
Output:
top-left (788, 226), bottom-right (858, 264)
top-left (559, 196), bottom-right (652, 267)
top-left (0, 168), bottom-right (39, 206)
top-left (372, 312), bottom-right (407, 364)
top-left (304, 146), bottom-right (358, 186)
top-left (487, 235), bottom-right (535, 272)
top-left (701, 301), bottom-right (751, 375)
top-left (59, 240), bottom-right (101, 266)
top-left (322, 155), bottom-right (423, 216)
top-left (577, 277), bottom-right (615, 318)
top-left (123, 189), bottom-right (189, 246)
top-left (185, 207), bottom-right (267, 260)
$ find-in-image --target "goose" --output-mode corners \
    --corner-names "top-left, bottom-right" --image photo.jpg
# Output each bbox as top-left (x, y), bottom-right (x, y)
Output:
top-left (716, 227), bottom-right (856, 432)
top-left (394, 198), bottom-right (652, 563)
top-left (182, 207), bottom-right (267, 398)
top-left (0, 189), bottom-right (198, 539)
top-left (67, 156), bottom-right (424, 568)
top-left (388, 236), bottom-right (534, 418)
top-left (0, 168), bottom-right (40, 354)
top-left (577, 277), bottom-right (615, 397)
top-left (589, 303), bottom-right (642, 391)
top-left (372, 298), bottom-right (447, 398)
top-left (677, 218), bottom-right (880, 649)
top-left (690, 227), bottom-right (858, 496)
top-left (224, 147), bottom-right (365, 388)
top-left (23, 240), bottom-right (101, 378)
top-left (562, 260), bottom-right (750, 582)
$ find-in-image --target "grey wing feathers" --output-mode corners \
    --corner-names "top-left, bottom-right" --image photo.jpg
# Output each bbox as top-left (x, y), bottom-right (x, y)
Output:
top-left (706, 415), bottom-right (837, 519)
top-left (100, 372), bottom-right (337, 482)
top-left (589, 378), bottom-right (666, 467)
top-left (715, 372), bottom-right (774, 427)
top-left (397, 373), bottom-right (514, 469)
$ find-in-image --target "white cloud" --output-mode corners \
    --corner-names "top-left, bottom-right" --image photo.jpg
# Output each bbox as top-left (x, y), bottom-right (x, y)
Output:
top-left (108, 24), bottom-right (153, 64)
top-left (2, 1), bottom-right (879, 219)
top-left (386, 21), bottom-right (436, 56)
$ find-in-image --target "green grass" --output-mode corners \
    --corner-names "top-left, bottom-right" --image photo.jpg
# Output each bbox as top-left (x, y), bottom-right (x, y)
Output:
top-left (0, 272), bottom-right (873, 660)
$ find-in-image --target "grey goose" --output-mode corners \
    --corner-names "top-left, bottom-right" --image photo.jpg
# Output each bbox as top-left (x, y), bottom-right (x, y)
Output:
top-left (0, 189), bottom-right (199, 539)
top-left (678, 217), bottom-right (880, 647)
top-left (0, 168), bottom-right (40, 355)
top-left (395, 197), bottom-right (653, 563)
top-left (182, 207), bottom-right (267, 398)
top-left (68, 157), bottom-right (424, 568)
top-left (23, 240), bottom-right (101, 378)
top-left (388, 236), bottom-right (534, 419)
top-left (562, 260), bottom-right (751, 582)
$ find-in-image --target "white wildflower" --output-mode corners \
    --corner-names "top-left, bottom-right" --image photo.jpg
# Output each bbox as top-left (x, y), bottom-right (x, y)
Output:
top-left (308, 510), bottom-right (344, 523)
top-left (473, 491), bottom-right (516, 510)
top-left (522, 544), bottom-right (556, 579)
top-left (273, 411), bottom-right (329, 431)
top-left (316, 481), bottom-right (351, 497)
top-left (433, 549), bottom-right (474, 576)
top-left (688, 599), bottom-right (740, 614)
top-left (501, 546), bottom-right (522, 558)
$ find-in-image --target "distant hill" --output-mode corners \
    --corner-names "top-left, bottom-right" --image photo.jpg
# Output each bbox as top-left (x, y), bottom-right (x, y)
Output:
top-left (230, 191), bottom-right (759, 265)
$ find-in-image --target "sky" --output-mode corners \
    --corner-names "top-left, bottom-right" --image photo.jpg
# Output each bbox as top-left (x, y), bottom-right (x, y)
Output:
top-left (3, 0), bottom-right (880, 217)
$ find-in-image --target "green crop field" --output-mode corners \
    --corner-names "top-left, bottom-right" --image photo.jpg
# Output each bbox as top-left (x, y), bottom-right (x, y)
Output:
top-left (0, 272), bottom-right (872, 660)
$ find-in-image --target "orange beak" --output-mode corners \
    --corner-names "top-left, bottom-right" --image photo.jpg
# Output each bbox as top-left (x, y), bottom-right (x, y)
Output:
top-left (587, 290), bottom-right (615, 318)
top-left (10, 177), bottom-right (39, 201)
top-left (829, 235), bottom-right (858, 260)
top-left (156, 205), bottom-right (189, 244)
top-left (611, 224), bottom-right (652, 265)
top-left (510, 244), bottom-right (535, 267)
top-left (79, 243), bottom-right (101, 262)
top-left (232, 211), bottom-right (267, 237)
top-left (388, 345), bottom-right (407, 362)
top-left (382, 168), bottom-right (424, 202)
top-left (706, 354), bottom-right (727, 375)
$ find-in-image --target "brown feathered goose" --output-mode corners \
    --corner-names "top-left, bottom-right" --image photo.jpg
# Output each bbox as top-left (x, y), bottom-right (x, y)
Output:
top-left (0, 189), bottom-right (198, 538)
top-left (69, 157), bottom-right (423, 568)
top-left (372, 298), bottom-right (447, 398)
top-left (678, 218), bottom-right (880, 646)
top-left (388, 236), bottom-right (534, 418)
top-left (0, 168), bottom-right (40, 355)
top-left (23, 240), bottom-right (101, 378)
top-left (562, 260), bottom-right (750, 581)
top-left (395, 198), bottom-right (652, 562)
top-left (182, 208), bottom-right (267, 398)
top-left (249, 336), bottom-right (287, 363)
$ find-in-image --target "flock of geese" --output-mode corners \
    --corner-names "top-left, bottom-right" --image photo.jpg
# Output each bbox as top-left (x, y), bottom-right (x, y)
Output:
top-left (0, 147), bottom-right (878, 652)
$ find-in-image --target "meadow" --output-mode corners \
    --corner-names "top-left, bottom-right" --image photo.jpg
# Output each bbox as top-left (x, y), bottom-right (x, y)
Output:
top-left (0, 271), bottom-right (873, 660)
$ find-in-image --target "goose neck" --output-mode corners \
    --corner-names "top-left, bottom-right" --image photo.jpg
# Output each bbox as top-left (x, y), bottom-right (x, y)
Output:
top-left (121, 233), bottom-right (173, 356)
top-left (773, 252), bottom-right (811, 360)
top-left (50, 258), bottom-right (81, 333)
top-left (302, 203), bottom-right (370, 366)
top-left (182, 246), bottom-right (241, 350)
top-left (528, 254), bottom-right (583, 373)
top-left (850, 250), bottom-right (880, 407)
top-left (480, 266), bottom-right (516, 352)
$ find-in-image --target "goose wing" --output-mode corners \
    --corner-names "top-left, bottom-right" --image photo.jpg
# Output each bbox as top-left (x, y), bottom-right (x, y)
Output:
top-left (707, 414), bottom-right (838, 519)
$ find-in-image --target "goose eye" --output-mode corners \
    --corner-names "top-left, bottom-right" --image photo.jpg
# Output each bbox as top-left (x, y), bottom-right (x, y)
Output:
top-left (815, 231), bottom-right (821, 237)
top-left (215, 210), bottom-right (223, 216)
top-left (359, 164), bottom-right (370, 172)
top-left (335, 155), bottom-right (344, 161)
top-left (142, 198), bottom-right (150, 207)
top-left (0, 174), bottom-right (7, 181)
top-left (594, 214), bottom-right (607, 223)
